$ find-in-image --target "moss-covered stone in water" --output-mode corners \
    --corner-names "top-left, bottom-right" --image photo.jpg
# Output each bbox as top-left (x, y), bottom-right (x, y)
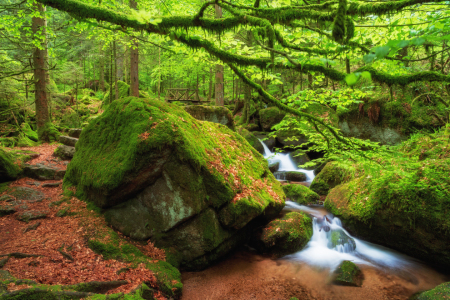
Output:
top-left (184, 105), bottom-right (235, 131)
top-left (283, 184), bottom-right (319, 205)
top-left (310, 162), bottom-right (354, 195)
top-left (411, 282), bottom-right (450, 300)
top-left (237, 127), bottom-right (264, 154)
top-left (259, 107), bottom-right (286, 131)
top-left (0, 149), bottom-right (21, 183)
top-left (333, 260), bottom-right (363, 287)
top-left (260, 211), bottom-right (312, 257)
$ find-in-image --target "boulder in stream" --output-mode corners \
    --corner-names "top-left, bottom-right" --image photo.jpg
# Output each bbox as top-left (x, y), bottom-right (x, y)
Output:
top-left (332, 261), bottom-right (364, 287)
top-left (64, 97), bottom-right (285, 270)
top-left (274, 171), bottom-right (307, 182)
top-left (268, 161), bottom-right (280, 173)
top-left (310, 162), bottom-right (354, 195)
top-left (282, 184), bottom-right (319, 205)
top-left (259, 107), bottom-right (286, 132)
top-left (258, 211), bottom-right (312, 257)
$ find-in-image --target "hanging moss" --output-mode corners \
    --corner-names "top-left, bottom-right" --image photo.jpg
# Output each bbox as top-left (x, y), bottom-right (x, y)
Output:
top-left (332, 0), bottom-right (347, 44)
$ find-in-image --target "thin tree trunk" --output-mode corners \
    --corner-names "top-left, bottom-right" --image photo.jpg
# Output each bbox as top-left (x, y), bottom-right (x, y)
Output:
top-left (114, 39), bottom-right (118, 100)
top-left (129, 0), bottom-right (139, 97)
top-left (208, 67), bottom-right (213, 101)
top-left (345, 57), bottom-right (350, 74)
top-left (32, 2), bottom-right (49, 139)
top-left (214, 4), bottom-right (224, 106)
top-left (99, 43), bottom-right (105, 92)
top-left (109, 43), bottom-right (113, 104)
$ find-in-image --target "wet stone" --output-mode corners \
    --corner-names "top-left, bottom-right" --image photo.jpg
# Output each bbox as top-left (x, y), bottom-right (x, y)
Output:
top-left (332, 260), bottom-right (364, 287)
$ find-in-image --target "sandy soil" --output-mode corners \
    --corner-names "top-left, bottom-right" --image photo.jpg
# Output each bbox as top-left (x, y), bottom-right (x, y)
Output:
top-left (181, 249), bottom-right (448, 300)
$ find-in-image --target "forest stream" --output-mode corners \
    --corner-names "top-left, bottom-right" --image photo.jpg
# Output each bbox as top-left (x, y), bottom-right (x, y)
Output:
top-left (181, 142), bottom-right (449, 300)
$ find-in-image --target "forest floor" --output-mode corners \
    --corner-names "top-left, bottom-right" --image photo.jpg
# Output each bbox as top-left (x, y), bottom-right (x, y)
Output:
top-left (0, 143), bottom-right (165, 297)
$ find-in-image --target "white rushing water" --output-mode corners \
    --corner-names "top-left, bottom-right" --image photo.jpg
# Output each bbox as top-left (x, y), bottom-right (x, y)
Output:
top-left (284, 201), bottom-right (415, 271)
top-left (260, 140), bottom-right (315, 182)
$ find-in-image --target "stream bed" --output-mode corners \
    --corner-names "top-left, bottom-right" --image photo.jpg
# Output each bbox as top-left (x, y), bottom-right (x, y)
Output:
top-left (181, 143), bottom-right (449, 299)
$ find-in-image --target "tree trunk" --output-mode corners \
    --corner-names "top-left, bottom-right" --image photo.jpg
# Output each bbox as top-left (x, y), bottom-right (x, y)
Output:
top-left (129, 0), bottom-right (139, 97)
top-left (114, 39), bottom-right (118, 100)
top-left (109, 43), bottom-right (113, 104)
top-left (345, 57), bottom-right (350, 74)
top-left (32, 2), bottom-right (49, 140)
top-left (214, 4), bottom-right (224, 106)
top-left (208, 67), bottom-right (213, 101)
top-left (99, 43), bottom-right (105, 92)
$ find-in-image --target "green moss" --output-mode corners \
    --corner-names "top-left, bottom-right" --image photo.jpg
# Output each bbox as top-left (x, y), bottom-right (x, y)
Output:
top-left (0, 149), bottom-right (21, 183)
top-left (310, 161), bottom-right (355, 195)
top-left (261, 211), bottom-right (312, 257)
top-left (20, 123), bottom-right (38, 142)
top-left (282, 184), bottom-right (319, 205)
top-left (65, 97), bottom-right (284, 216)
top-left (333, 260), bottom-right (363, 287)
top-left (145, 260), bottom-right (182, 298)
top-left (411, 282), bottom-right (450, 300)
top-left (37, 122), bottom-right (60, 142)
top-left (236, 127), bottom-right (264, 154)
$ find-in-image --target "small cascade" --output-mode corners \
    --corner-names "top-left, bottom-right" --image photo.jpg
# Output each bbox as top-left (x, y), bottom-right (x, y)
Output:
top-left (284, 201), bottom-right (413, 271)
top-left (259, 139), bottom-right (315, 181)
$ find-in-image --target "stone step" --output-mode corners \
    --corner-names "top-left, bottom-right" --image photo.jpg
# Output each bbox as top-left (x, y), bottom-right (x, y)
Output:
top-left (68, 128), bottom-right (82, 138)
top-left (59, 135), bottom-right (78, 147)
top-left (23, 164), bottom-right (65, 181)
top-left (54, 145), bottom-right (75, 160)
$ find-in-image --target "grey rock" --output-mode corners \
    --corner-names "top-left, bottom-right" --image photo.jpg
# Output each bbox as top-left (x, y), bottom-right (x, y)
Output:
top-left (23, 164), bottom-right (65, 181)
top-left (8, 187), bottom-right (45, 203)
top-left (268, 161), bottom-right (280, 173)
top-left (0, 205), bottom-right (16, 216)
top-left (54, 145), bottom-right (75, 160)
top-left (59, 135), bottom-right (78, 147)
top-left (42, 181), bottom-right (62, 188)
top-left (68, 128), bottom-right (83, 138)
top-left (339, 120), bottom-right (406, 145)
top-left (16, 210), bottom-right (49, 222)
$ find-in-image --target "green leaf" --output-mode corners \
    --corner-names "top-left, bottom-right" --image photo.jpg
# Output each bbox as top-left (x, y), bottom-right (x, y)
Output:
top-left (397, 40), bottom-right (410, 48)
top-left (361, 71), bottom-right (372, 81)
top-left (345, 73), bottom-right (359, 86)
top-left (411, 37), bottom-right (426, 46)
top-left (363, 54), bottom-right (376, 63)
top-left (374, 46), bottom-right (390, 58)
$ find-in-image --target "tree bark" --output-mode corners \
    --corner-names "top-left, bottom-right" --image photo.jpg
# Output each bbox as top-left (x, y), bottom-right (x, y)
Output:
top-left (208, 67), bottom-right (213, 101)
top-left (214, 4), bottom-right (224, 106)
top-left (129, 0), bottom-right (139, 97)
top-left (345, 57), bottom-right (350, 74)
top-left (99, 43), bottom-right (105, 92)
top-left (32, 2), bottom-right (49, 140)
top-left (113, 39), bottom-right (118, 100)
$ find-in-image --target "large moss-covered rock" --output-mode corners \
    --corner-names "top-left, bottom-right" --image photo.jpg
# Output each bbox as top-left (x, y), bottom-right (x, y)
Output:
top-left (0, 149), bottom-right (21, 183)
top-left (237, 127), bottom-right (264, 154)
top-left (259, 211), bottom-right (312, 257)
top-left (65, 97), bottom-right (285, 270)
top-left (259, 107), bottom-right (286, 131)
top-left (332, 261), bottom-right (364, 287)
top-left (185, 105), bottom-right (235, 131)
top-left (411, 282), bottom-right (450, 300)
top-left (310, 162), bottom-right (354, 195)
top-left (283, 184), bottom-right (319, 205)
top-left (325, 131), bottom-right (450, 269)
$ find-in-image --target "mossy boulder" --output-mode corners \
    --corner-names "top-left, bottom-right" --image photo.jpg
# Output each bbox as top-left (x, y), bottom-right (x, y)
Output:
top-left (259, 107), bottom-right (286, 131)
top-left (332, 261), bottom-right (364, 287)
top-left (283, 184), bottom-right (319, 205)
top-left (411, 282), bottom-right (450, 300)
top-left (0, 149), bottom-right (21, 183)
top-left (290, 150), bottom-right (311, 169)
top-left (275, 129), bottom-right (308, 149)
top-left (310, 162), bottom-right (354, 195)
top-left (65, 97), bottom-right (285, 270)
top-left (259, 211), bottom-right (312, 257)
top-left (268, 161), bottom-right (279, 173)
top-left (103, 80), bottom-right (130, 102)
top-left (37, 122), bottom-right (60, 142)
top-left (237, 127), bottom-right (264, 154)
top-left (185, 105), bottom-right (235, 131)
top-left (325, 131), bottom-right (450, 269)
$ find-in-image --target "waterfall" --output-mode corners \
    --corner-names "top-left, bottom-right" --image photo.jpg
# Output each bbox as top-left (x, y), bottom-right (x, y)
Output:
top-left (284, 201), bottom-right (413, 271)
top-left (259, 139), bottom-right (315, 181)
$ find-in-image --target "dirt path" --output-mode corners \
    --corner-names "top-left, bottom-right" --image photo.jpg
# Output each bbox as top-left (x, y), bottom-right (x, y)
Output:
top-left (181, 250), bottom-right (448, 300)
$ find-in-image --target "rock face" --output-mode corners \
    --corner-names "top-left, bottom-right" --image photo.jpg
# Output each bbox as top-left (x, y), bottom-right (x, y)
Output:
top-left (259, 107), bottom-right (286, 132)
top-left (237, 127), bottom-right (264, 154)
top-left (282, 184), bottom-right (319, 205)
top-left (65, 97), bottom-right (285, 270)
top-left (332, 261), bottom-right (363, 287)
top-left (184, 105), bottom-right (235, 131)
top-left (258, 211), bottom-right (312, 257)
top-left (339, 119), bottom-right (406, 145)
